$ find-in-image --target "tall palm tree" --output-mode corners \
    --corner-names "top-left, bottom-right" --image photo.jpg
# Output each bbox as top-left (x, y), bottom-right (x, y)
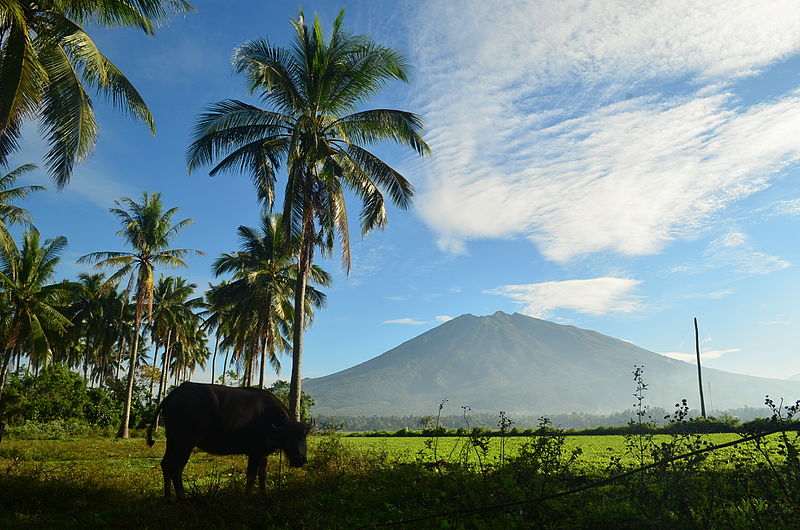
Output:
top-left (0, 0), bottom-right (196, 186)
top-left (187, 10), bottom-right (430, 419)
top-left (0, 229), bottom-right (70, 398)
top-left (0, 163), bottom-right (44, 250)
top-left (78, 191), bottom-right (201, 438)
top-left (211, 212), bottom-right (330, 389)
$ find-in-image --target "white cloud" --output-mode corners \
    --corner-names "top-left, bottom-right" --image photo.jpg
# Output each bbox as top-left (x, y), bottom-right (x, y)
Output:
top-left (435, 315), bottom-right (453, 322)
top-left (661, 348), bottom-right (741, 362)
top-left (704, 231), bottom-right (790, 274)
top-left (485, 277), bottom-right (643, 318)
top-left (410, 1), bottom-right (800, 262)
top-left (775, 198), bottom-right (800, 216)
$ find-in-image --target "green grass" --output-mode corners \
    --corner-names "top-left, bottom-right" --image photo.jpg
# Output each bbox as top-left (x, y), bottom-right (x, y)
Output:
top-left (1, 432), bottom-right (799, 528)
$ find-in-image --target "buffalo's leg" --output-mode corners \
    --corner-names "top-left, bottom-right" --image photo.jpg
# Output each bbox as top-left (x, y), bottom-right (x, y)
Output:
top-left (245, 455), bottom-right (256, 494)
top-left (162, 443), bottom-right (193, 500)
top-left (246, 454), bottom-right (264, 494)
top-left (257, 456), bottom-right (268, 494)
top-left (160, 453), bottom-right (173, 499)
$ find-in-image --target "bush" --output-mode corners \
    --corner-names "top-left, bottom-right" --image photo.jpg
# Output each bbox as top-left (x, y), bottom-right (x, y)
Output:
top-left (84, 387), bottom-right (123, 428)
top-left (8, 419), bottom-right (93, 439)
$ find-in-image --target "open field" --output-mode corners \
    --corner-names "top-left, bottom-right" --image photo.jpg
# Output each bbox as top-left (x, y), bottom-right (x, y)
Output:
top-left (2, 431), bottom-right (799, 528)
top-left (339, 433), bottom-right (747, 469)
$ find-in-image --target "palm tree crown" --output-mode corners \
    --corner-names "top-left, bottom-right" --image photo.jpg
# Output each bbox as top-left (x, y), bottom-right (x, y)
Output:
top-left (0, 229), bottom-right (70, 370)
top-left (187, 9), bottom-right (429, 419)
top-left (211, 212), bottom-right (330, 388)
top-left (0, 163), bottom-right (44, 250)
top-left (0, 0), bottom-right (196, 186)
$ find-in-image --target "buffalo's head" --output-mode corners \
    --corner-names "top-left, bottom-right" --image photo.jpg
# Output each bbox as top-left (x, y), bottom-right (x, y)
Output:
top-left (274, 419), bottom-right (314, 467)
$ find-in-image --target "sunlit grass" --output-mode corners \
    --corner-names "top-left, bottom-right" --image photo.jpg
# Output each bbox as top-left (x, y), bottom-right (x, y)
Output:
top-left (1, 432), bottom-right (797, 528)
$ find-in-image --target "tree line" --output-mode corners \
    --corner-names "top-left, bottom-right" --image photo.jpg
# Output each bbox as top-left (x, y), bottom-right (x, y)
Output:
top-left (0, 3), bottom-right (429, 436)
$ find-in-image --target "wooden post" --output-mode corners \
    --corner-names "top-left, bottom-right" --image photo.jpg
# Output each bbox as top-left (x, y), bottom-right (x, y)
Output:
top-left (694, 317), bottom-right (707, 418)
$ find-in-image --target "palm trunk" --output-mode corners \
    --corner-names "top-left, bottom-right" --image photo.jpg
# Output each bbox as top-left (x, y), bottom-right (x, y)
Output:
top-left (258, 335), bottom-right (267, 389)
top-left (118, 318), bottom-right (141, 439)
top-left (210, 331), bottom-right (220, 385)
top-left (289, 234), bottom-right (311, 420)
top-left (115, 336), bottom-right (125, 382)
top-left (222, 347), bottom-right (229, 385)
top-left (0, 348), bottom-right (12, 404)
top-left (259, 293), bottom-right (273, 389)
top-left (119, 285), bottom-right (146, 440)
top-left (149, 340), bottom-right (160, 403)
top-left (157, 330), bottom-right (173, 404)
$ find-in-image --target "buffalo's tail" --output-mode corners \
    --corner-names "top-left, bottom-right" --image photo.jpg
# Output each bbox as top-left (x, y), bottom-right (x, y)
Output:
top-left (146, 396), bottom-right (169, 447)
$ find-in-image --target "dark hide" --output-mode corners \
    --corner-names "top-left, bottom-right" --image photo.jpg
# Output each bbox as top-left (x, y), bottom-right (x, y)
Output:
top-left (147, 382), bottom-right (312, 500)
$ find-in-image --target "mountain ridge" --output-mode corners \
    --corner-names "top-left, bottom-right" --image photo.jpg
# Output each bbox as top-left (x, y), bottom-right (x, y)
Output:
top-left (304, 311), bottom-right (800, 416)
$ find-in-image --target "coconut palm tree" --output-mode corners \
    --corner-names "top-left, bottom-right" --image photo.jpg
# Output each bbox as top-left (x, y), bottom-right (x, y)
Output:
top-left (57, 272), bottom-right (106, 379)
top-left (187, 10), bottom-right (429, 418)
top-left (0, 163), bottom-right (44, 250)
top-left (211, 212), bottom-right (330, 389)
top-left (150, 274), bottom-right (202, 406)
top-left (0, 229), bottom-right (70, 398)
top-left (0, 0), bottom-right (195, 186)
top-left (78, 191), bottom-right (201, 438)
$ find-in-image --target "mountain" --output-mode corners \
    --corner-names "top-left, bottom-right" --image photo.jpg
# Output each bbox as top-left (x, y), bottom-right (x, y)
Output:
top-left (304, 311), bottom-right (800, 416)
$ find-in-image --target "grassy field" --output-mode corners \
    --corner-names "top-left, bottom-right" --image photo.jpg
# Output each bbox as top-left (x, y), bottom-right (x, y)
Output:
top-left (1, 431), bottom-right (799, 528)
top-left (339, 433), bottom-right (748, 468)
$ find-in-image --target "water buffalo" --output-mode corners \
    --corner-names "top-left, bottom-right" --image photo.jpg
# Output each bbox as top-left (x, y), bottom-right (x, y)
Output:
top-left (147, 382), bottom-right (313, 500)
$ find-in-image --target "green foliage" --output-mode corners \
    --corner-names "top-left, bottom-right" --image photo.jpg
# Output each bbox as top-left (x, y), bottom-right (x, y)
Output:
top-left (8, 419), bottom-right (92, 440)
top-left (1, 365), bottom-right (86, 423)
top-left (0, 365), bottom-right (160, 434)
top-left (0, 0), bottom-right (195, 186)
top-left (267, 379), bottom-right (315, 421)
top-left (84, 387), bottom-right (122, 428)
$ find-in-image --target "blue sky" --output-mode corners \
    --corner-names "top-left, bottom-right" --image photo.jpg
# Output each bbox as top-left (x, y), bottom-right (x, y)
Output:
top-left (7, 1), bottom-right (800, 382)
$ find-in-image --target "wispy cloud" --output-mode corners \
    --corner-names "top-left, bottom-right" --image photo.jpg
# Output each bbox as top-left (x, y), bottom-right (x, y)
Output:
top-left (660, 348), bottom-right (741, 362)
top-left (383, 315), bottom-right (454, 325)
top-left (704, 231), bottom-right (790, 274)
top-left (485, 277), bottom-right (643, 318)
top-left (383, 318), bottom-right (431, 325)
top-left (410, 1), bottom-right (800, 262)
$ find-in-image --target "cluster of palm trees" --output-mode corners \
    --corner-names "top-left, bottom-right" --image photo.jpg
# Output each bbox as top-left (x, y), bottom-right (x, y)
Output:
top-left (0, 181), bottom-right (329, 437)
top-left (2, 4), bottom-right (431, 432)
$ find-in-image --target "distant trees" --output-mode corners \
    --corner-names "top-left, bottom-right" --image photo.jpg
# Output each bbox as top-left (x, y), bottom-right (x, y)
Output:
top-left (79, 192), bottom-right (201, 439)
top-left (0, 230), bottom-right (70, 398)
top-left (188, 9), bottom-right (429, 419)
top-left (210, 213), bottom-right (330, 389)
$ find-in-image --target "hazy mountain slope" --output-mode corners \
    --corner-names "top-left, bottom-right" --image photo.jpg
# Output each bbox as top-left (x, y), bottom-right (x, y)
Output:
top-left (304, 312), bottom-right (800, 416)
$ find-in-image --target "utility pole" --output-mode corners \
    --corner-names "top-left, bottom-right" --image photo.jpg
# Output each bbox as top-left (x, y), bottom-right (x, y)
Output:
top-left (694, 317), bottom-right (707, 418)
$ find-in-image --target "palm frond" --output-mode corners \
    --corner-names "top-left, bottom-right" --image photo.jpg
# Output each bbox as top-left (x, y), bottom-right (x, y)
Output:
top-left (37, 42), bottom-right (98, 188)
